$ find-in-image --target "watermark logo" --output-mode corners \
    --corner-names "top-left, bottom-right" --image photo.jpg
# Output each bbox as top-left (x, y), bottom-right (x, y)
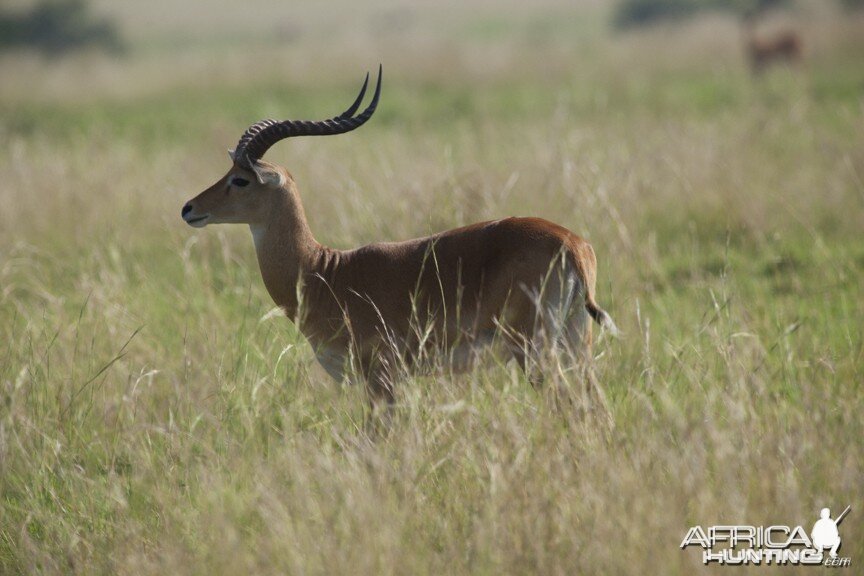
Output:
top-left (681, 506), bottom-right (852, 567)
top-left (812, 507), bottom-right (846, 559)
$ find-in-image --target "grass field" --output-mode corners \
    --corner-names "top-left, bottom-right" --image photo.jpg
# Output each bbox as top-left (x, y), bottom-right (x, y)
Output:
top-left (1, 1), bottom-right (863, 573)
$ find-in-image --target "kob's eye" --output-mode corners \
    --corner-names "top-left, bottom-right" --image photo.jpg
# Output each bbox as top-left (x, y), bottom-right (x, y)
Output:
top-left (230, 177), bottom-right (250, 187)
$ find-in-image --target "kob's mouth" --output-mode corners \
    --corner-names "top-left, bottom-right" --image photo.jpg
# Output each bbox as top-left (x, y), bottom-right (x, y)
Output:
top-left (183, 214), bottom-right (210, 227)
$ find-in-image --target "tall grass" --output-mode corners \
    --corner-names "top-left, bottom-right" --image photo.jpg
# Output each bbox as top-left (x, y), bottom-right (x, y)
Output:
top-left (1, 1), bottom-right (862, 574)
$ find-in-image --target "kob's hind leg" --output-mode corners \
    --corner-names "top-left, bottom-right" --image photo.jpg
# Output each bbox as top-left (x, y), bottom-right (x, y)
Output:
top-left (506, 334), bottom-right (546, 388)
top-left (561, 303), bottom-right (593, 363)
top-left (558, 304), bottom-right (614, 422)
top-left (503, 272), bottom-right (573, 389)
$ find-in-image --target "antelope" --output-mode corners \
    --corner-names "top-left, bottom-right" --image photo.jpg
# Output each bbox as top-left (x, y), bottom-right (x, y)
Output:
top-left (743, 18), bottom-right (802, 74)
top-left (181, 67), bottom-right (617, 408)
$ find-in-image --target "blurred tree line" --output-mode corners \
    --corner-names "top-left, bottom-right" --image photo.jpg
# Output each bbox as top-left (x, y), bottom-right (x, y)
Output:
top-left (614, 0), bottom-right (862, 28)
top-left (0, 0), bottom-right (122, 55)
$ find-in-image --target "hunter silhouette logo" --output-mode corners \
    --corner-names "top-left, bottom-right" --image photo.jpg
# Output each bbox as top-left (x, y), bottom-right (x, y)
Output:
top-left (812, 506), bottom-right (850, 559)
top-left (681, 506), bottom-right (852, 567)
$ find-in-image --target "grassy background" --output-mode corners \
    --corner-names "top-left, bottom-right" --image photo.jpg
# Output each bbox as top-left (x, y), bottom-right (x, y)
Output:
top-left (1, 0), bottom-right (862, 573)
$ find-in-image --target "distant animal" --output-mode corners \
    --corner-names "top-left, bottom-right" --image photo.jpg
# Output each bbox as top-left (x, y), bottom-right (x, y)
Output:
top-left (181, 67), bottom-right (616, 409)
top-left (745, 28), bottom-right (802, 74)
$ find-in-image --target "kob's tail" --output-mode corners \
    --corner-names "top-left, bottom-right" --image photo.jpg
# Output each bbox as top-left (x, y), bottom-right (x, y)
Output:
top-left (586, 300), bottom-right (619, 338)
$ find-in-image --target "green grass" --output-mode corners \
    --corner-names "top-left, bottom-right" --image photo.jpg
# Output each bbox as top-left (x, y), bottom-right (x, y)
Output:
top-left (1, 2), bottom-right (863, 574)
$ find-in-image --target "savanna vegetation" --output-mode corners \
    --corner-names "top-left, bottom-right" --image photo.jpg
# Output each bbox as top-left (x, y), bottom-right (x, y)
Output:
top-left (0, 0), bottom-right (122, 56)
top-left (0, 0), bottom-right (862, 574)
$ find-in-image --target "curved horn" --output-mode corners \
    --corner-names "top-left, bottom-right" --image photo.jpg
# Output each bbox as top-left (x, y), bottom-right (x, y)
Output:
top-left (338, 71), bottom-right (369, 119)
top-left (233, 65), bottom-right (382, 169)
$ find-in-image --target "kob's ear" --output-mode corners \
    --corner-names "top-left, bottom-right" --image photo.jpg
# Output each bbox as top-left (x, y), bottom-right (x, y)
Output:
top-left (251, 160), bottom-right (286, 188)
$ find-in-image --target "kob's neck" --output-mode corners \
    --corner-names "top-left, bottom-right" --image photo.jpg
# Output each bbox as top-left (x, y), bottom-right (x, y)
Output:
top-left (250, 185), bottom-right (321, 317)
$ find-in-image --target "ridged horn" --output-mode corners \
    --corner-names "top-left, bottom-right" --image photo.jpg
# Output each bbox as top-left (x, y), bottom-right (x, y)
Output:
top-left (232, 65), bottom-right (382, 169)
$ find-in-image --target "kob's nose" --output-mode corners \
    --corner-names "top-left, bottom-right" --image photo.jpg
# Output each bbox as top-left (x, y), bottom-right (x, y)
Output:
top-left (181, 204), bottom-right (193, 218)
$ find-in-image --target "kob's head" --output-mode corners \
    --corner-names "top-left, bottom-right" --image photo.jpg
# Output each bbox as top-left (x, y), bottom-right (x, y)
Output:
top-left (182, 66), bottom-right (382, 227)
